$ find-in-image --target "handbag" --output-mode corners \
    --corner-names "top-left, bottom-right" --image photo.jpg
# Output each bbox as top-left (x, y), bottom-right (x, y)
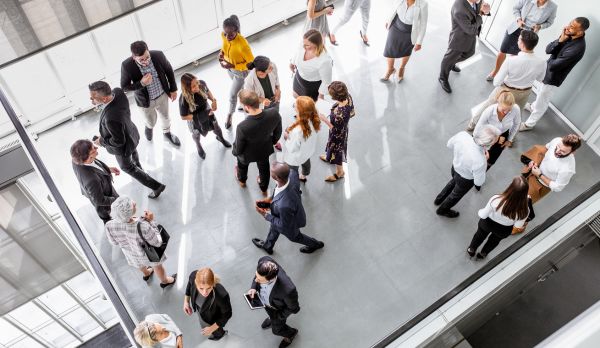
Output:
top-left (137, 221), bottom-right (170, 262)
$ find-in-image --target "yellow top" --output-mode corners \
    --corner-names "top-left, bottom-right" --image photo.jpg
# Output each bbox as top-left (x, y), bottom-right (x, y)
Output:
top-left (221, 33), bottom-right (254, 71)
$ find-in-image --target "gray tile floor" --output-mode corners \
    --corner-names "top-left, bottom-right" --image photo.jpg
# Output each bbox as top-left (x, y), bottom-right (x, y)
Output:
top-left (31, 1), bottom-right (600, 347)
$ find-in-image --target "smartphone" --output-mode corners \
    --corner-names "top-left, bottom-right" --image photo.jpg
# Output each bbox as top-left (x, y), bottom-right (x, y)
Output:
top-left (92, 135), bottom-right (99, 141)
top-left (256, 201), bottom-right (271, 209)
top-left (244, 293), bottom-right (265, 309)
top-left (325, 4), bottom-right (334, 9)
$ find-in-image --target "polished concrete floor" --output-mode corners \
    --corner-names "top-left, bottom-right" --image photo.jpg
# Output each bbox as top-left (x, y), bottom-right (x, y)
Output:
top-left (32, 0), bottom-right (600, 347)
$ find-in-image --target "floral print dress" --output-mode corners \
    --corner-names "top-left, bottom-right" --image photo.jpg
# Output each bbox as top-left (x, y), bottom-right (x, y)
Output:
top-left (325, 95), bottom-right (354, 165)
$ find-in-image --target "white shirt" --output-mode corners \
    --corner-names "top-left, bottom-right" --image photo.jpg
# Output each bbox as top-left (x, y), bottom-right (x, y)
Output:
top-left (447, 131), bottom-right (487, 187)
top-left (493, 52), bottom-right (546, 89)
top-left (283, 123), bottom-right (318, 166)
top-left (478, 195), bottom-right (528, 228)
top-left (539, 137), bottom-right (576, 192)
top-left (474, 104), bottom-right (521, 142)
top-left (159, 332), bottom-right (177, 347)
top-left (84, 160), bottom-right (106, 173)
top-left (396, 0), bottom-right (416, 24)
top-left (292, 48), bottom-right (333, 96)
top-left (259, 277), bottom-right (277, 306)
top-left (273, 180), bottom-right (290, 198)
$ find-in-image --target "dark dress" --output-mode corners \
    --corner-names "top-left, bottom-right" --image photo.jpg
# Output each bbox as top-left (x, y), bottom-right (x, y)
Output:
top-left (325, 95), bottom-right (354, 165)
top-left (384, 15), bottom-right (414, 58)
top-left (179, 80), bottom-right (217, 136)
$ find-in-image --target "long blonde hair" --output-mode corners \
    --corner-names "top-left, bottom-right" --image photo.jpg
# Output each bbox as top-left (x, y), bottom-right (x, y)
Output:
top-left (288, 96), bottom-right (321, 139)
top-left (181, 73), bottom-right (208, 112)
top-left (195, 267), bottom-right (220, 289)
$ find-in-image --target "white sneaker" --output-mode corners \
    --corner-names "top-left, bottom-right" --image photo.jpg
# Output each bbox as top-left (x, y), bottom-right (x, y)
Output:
top-left (524, 103), bottom-right (532, 112)
top-left (519, 122), bottom-right (533, 132)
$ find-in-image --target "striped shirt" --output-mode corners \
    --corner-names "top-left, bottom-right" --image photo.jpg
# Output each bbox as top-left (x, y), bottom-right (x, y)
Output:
top-left (105, 218), bottom-right (166, 267)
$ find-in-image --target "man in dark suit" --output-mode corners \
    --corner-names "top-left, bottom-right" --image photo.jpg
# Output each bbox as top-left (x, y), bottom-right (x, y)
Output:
top-left (70, 139), bottom-right (119, 223)
top-left (253, 162), bottom-right (324, 254)
top-left (232, 89), bottom-right (282, 195)
top-left (439, 0), bottom-right (491, 93)
top-left (247, 256), bottom-right (300, 348)
top-left (121, 40), bottom-right (180, 146)
top-left (89, 80), bottom-right (166, 199)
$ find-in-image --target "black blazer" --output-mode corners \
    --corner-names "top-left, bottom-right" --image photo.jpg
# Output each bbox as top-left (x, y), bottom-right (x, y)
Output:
top-left (251, 256), bottom-right (300, 320)
top-left (232, 108), bottom-right (282, 163)
top-left (543, 36), bottom-right (586, 87)
top-left (265, 170), bottom-right (306, 236)
top-left (72, 159), bottom-right (118, 219)
top-left (448, 0), bottom-right (486, 52)
top-left (120, 50), bottom-right (177, 108)
top-left (99, 88), bottom-right (140, 157)
top-left (185, 272), bottom-right (232, 328)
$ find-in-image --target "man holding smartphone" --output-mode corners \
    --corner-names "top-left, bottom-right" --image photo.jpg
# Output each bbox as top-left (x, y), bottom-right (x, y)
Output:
top-left (520, 17), bottom-right (589, 131)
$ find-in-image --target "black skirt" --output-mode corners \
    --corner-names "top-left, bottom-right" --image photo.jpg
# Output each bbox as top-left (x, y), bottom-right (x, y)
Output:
top-left (293, 72), bottom-right (321, 101)
top-left (500, 28), bottom-right (522, 55)
top-left (383, 15), bottom-right (414, 58)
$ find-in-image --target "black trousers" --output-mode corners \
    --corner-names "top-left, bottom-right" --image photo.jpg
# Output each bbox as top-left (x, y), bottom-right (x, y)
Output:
top-left (115, 149), bottom-right (162, 190)
top-left (265, 308), bottom-right (296, 339)
top-left (487, 130), bottom-right (509, 168)
top-left (436, 167), bottom-right (475, 212)
top-left (439, 44), bottom-right (476, 81)
top-left (288, 159), bottom-right (311, 176)
top-left (469, 218), bottom-right (512, 255)
top-left (237, 157), bottom-right (270, 192)
top-left (263, 225), bottom-right (320, 251)
top-left (97, 207), bottom-right (112, 224)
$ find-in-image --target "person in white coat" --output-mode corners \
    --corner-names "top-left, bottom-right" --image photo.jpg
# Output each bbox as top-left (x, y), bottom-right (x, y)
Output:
top-left (244, 56), bottom-right (281, 112)
top-left (382, 0), bottom-right (428, 82)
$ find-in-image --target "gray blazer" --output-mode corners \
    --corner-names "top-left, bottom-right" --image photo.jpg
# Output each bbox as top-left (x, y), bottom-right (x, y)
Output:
top-left (448, 0), bottom-right (484, 52)
top-left (143, 314), bottom-right (182, 348)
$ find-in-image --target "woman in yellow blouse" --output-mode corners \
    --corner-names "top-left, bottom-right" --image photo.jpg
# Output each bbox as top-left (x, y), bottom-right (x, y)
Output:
top-left (218, 15), bottom-right (255, 129)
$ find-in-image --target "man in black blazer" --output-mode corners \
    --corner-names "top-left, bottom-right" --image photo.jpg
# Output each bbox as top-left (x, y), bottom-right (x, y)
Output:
top-left (232, 89), bottom-right (282, 195)
top-left (253, 162), bottom-right (324, 254)
top-left (89, 81), bottom-right (166, 199)
top-left (121, 40), bottom-right (180, 146)
top-left (247, 256), bottom-right (300, 348)
top-left (439, 0), bottom-right (491, 93)
top-left (70, 139), bottom-right (119, 223)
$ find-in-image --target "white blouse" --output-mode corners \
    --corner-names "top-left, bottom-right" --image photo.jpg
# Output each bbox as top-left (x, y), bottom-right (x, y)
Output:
top-left (292, 48), bottom-right (333, 96)
top-left (474, 103), bottom-right (521, 142)
top-left (397, 0), bottom-right (416, 24)
top-left (539, 137), bottom-right (576, 192)
top-left (282, 123), bottom-right (318, 166)
top-left (478, 195), bottom-right (528, 228)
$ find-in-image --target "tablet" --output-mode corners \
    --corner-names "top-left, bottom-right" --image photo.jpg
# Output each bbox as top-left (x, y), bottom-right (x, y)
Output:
top-left (244, 293), bottom-right (265, 309)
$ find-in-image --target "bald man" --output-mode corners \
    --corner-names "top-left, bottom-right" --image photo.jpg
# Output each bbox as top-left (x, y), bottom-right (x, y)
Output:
top-left (253, 162), bottom-right (324, 254)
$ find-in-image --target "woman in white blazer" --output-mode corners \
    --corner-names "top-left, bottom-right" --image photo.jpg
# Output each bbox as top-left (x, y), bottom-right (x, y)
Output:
top-left (243, 55), bottom-right (281, 111)
top-left (382, 0), bottom-right (428, 82)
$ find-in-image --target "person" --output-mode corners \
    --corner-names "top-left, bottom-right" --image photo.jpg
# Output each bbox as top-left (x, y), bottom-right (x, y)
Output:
top-left (473, 92), bottom-right (521, 168)
top-left (253, 162), bottom-right (325, 254)
top-left (244, 56), bottom-right (281, 112)
top-left (70, 139), bottom-right (119, 224)
top-left (282, 96), bottom-right (321, 182)
top-left (520, 17), bottom-right (589, 131)
top-left (120, 41), bottom-right (180, 146)
top-left (218, 15), bottom-right (255, 129)
top-left (105, 196), bottom-right (176, 288)
top-left (232, 90), bottom-right (282, 195)
top-left (319, 81), bottom-right (354, 182)
top-left (134, 314), bottom-right (183, 348)
top-left (183, 268), bottom-right (232, 341)
top-left (382, 0), bottom-right (428, 82)
top-left (290, 29), bottom-right (333, 101)
top-left (434, 125), bottom-right (500, 218)
top-left (179, 73), bottom-right (231, 160)
top-left (439, 0), bottom-right (491, 93)
top-left (467, 30), bottom-right (545, 129)
top-left (486, 0), bottom-right (557, 81)
top-left (467, 176), bottom-right (530, 259)
top-left (331, 0), bottom-right (372, 45)
top-left (89, 81), bottom-right (166, 199)
top-left (246, 256), bottom-right (300, 348)
top-left (304, 0), bottom-right (336, 45)
top-left (516, 134), bottom-right (579, 232)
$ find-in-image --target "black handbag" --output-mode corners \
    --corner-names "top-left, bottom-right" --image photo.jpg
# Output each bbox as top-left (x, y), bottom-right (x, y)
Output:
top-left (137, 221), bottom-right (170, 262)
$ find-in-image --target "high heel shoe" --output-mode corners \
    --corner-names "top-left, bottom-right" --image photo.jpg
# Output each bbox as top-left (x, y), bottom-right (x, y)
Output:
top-left (160, 273), bottom-right (177, 289)
top-left (467, 248), bottom-right (476, 257)
top-left (360, 31), bottom-right (369, 46)
top-left (380, 68), bottom-right (396, 82)
top-left (397, 67), bottom-right (405, 82)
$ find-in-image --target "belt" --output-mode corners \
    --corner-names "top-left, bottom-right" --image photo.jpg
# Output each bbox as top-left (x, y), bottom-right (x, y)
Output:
top-left (151, 91), bottom-right (165, 100)
top-left (503, 83), bottom-right (531, 91)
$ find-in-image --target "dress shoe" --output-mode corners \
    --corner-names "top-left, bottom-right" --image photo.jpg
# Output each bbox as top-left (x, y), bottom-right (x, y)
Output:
top-left (197, 146), bottom-right (206, 160)
top-left (300, 241), bottom-right (324, 254)
top-left (451, 64), bottom-right (461, 72)
top-left (225, 113), bottom-right (233, 129)
top-left (145, 127), bottom-right (153, 141)
top-left (148, 184), bottom-right (166, 199)
top-left (234, 166), bottom-right (246, 187)
top-left (159, 273), bottom-right (177, 289)
top-left (208, 329), bottom-right (227, 341)
top-left (217, 136), bottom-right (232, 148)
top-left (467, 248), bottom-right (476, 257)
top-left (433, 197), bottom-right (444, 206)
top-left (261, 317), bottom-right (272, 329)
top-left (476, 252), bottom-right (487, 260)
top-left (252, 238), bottom-right (273, 255)
top-left (485, 74), bottom-right (494, 82)
top-left (439, 78), bottom-right (452, 93)
top-left (436, 208), bottom-right (459, 218)
top-left (164, 132), bottom-right (180, 146)
top-left (279, 329), bottom-right (298, 348)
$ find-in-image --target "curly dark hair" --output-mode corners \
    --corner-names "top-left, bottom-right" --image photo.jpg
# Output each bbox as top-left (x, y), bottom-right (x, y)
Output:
top-left (328, 81), bottom-right (348, 102)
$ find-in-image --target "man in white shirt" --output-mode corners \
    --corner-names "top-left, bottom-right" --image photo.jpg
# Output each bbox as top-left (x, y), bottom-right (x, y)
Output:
top-left (435, 125), bottom-right (500, 218)
top-left (468, 30), bottom-right (545, 130)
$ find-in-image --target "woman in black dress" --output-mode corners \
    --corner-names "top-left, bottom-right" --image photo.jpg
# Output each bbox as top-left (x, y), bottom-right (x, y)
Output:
top-left (179, 73), bottom-right (231, 159)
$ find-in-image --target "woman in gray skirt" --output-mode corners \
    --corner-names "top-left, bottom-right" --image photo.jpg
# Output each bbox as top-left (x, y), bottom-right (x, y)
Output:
top-left (382, 0), bottom-right (428, 82)
top-left (305, 0), bottom-right (336, 45)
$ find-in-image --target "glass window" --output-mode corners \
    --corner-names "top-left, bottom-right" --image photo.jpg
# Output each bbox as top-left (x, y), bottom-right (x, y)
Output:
top-left (135, 1), bottom-right (181, 50)
top-left (0, 318), bottom-right (24, 346)
top-left (35, 321), bottom-right (78, 348)
top-left (65, 272), bottom-right (100, 301)
top-left (8, 303), bottom-right (51, 331)
top-left (179, 0), bottom-right (218, 39)
top-left (222, 0), bottom-right (253, 17)
top-left (7, 336), bottom-right (45, 348)
top-left (61, 308), bottom-right (100, 336)
top-left (87, 297), bottom-right (117, 324)
top-left (37, 287), bottom-right (77, 316)
top-left (90, 16), bottom-right (138, 79)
